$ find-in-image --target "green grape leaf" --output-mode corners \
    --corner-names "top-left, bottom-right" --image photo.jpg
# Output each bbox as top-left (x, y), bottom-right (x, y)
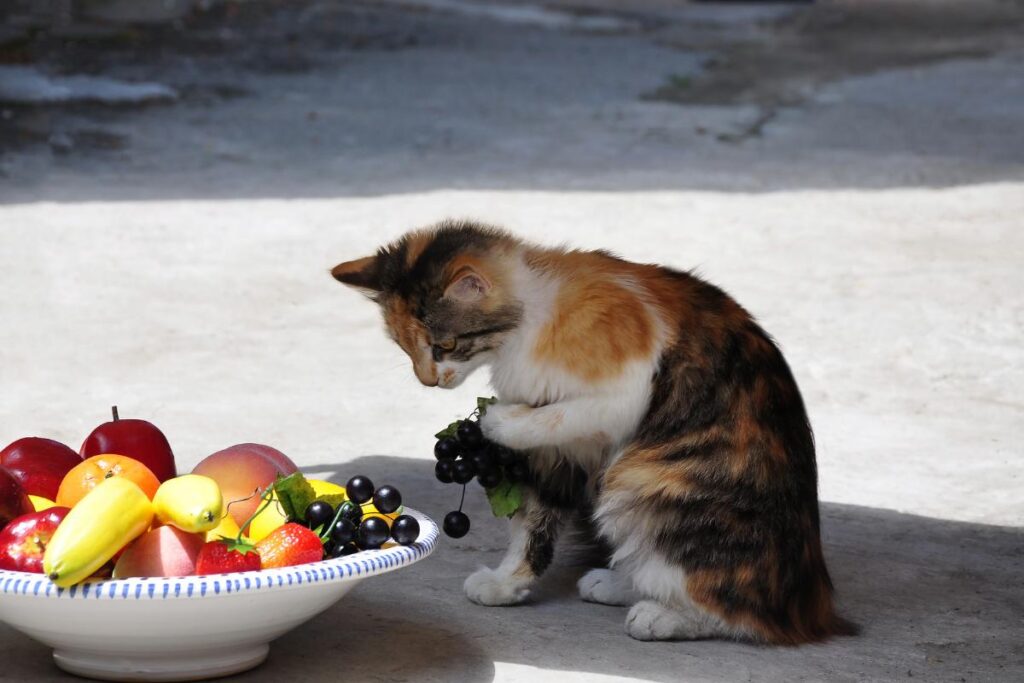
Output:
top-left (477, 396), bottom-right (498, 415)
top-left (313, 493), bottom-right (348, 509)
top-left (435, 421), bottom-right (462, 440)
top-left (273, 472), bottom-right (316, 522)
top-left (485, 478), bottom-right (523, 518)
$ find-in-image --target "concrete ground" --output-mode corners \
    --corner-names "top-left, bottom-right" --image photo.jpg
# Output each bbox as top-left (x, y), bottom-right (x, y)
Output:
top-left (1, 1), bottom-right (1022, 681)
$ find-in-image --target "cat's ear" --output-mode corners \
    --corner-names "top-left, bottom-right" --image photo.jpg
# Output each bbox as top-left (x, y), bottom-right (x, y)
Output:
top-left (331, 255), bottom-right (383, 299)
top-left (444, 266), bottom-right (490, 304)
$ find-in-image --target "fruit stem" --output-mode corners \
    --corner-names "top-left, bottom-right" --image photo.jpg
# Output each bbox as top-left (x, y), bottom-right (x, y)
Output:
top-left (235, 487), bottom-right (276, 544)
top-left (223, 487), bottom-right (264, 519)
top-left (111, 405), bottom-right (119, 421)
top-left (458, 483), bottom-right (466, 513)
top-left (320, 502), bottom-right (350, 544)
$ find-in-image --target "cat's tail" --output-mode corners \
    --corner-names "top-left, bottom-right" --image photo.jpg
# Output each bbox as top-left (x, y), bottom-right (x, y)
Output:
top-left (768, 558), bottom-right (860, 644)
top-left (758, 593), bottom-right (859, 645)
top-left (830, 614), bottom-right (861, 638)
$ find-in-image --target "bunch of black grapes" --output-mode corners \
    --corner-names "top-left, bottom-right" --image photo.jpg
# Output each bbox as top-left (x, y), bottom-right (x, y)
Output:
top-left (301, 476), bottom-right (421, 558)
top-left (434, 418), bottom-right (529, 538)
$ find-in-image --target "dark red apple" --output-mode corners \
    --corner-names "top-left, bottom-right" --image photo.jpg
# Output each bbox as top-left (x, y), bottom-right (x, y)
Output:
top-left (0, 507), bottom-right (71, 573)
top-left (80, 406), bottom-right (177, 482)
top-left (0, 437), bottom-right (83, 500)
top-left (0, 466), bottom-right (34, 532)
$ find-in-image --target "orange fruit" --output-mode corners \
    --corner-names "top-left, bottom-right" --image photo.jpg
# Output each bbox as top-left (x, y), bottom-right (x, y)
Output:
top-left (56, 454), bottom-right (161, 508)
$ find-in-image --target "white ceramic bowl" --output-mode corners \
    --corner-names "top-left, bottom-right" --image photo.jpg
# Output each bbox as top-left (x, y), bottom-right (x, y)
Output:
top-left (0, 508), bottom-right (438, 682)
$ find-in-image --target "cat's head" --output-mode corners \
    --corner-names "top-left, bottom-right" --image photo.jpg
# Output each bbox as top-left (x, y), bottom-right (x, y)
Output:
top-left (331, 221), bottom-right (523, 389)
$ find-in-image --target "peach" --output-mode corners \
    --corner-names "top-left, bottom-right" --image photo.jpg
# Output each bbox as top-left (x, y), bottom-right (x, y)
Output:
top-left (113, 526), bottom-right (206, 579)
top-left (191, 444), bottom-right (298, 531)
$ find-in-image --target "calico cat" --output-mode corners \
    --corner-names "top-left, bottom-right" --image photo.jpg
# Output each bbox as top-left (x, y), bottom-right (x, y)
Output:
top-left (331, 220), bottom-right (854, 643)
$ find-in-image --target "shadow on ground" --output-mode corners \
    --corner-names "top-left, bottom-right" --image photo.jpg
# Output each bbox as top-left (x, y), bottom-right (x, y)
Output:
top-left (0, 455), bottom-right (1021, 681)
top-left (275, 456), bottom-right (1023, 682)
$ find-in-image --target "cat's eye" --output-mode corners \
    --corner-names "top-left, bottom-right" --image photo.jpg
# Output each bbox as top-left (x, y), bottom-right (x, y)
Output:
top-left (435, 338), bottom-right (457, 352)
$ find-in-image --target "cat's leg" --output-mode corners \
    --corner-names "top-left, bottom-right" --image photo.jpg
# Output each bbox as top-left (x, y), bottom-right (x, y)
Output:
top-left (464, 492), bottom-right (561, 606)
top-left (621, 553), bottom-right (739, 641)
top-left (577, 567), bottom-right (638, 606)
top-left (595, 479), bottom-right (744, 641)
top-left (479, 390), bottom-right (648, 454)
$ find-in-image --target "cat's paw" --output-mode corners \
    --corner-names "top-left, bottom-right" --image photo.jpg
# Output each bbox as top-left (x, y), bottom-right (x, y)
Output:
top-left (625, 601), bottom-right (687, 640)
top-left (464, 567), bottom-right (529, 606)
top-left (479, 404), bottom-right (531, 450)
top-left (578, 568), bottom-right (636, 606)
top-left (625, 600), bottom-right (724, 641)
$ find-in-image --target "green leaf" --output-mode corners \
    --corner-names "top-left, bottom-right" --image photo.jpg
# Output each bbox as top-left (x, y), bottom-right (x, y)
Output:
top-left (273, 472), bottom-right (316, 522)
top-left (485, 478), bottom-right (523, 518)
top-left (217, 536), bottom-right (258, 556)
top-left (434, 421), bottom-right (462, 440)
top-left (476, 396), bottom-right (498, 416)
top-left (313, 493), bottom-right (347, 509)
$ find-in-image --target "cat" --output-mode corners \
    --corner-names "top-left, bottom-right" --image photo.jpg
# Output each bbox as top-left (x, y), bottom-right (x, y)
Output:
top-left (331, 220), bottom-right (855, 643)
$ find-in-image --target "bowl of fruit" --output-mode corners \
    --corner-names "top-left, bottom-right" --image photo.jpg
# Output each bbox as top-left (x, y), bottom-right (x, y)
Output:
top-left (0, 409), bottom-right (437, 682)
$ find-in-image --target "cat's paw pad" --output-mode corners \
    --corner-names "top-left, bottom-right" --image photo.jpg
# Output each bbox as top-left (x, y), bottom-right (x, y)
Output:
top-left (578, 569), bottom-right (634, 606)
top-left (464, 568), bottom-right (529, 606)
top-left (625, 601), bottom-right (688, 641)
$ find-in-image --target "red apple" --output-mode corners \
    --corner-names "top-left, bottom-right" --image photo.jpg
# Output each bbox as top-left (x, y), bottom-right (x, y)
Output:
top-left (113, 526), bottom-right (206, 579)
top-left (0, 507), bottom-right (70, 573)
top-left (0, 437), bottom-right (83, 500)
top-left (80, 406), bottom-right (177, 482)
top-left (192, 444), bottom-right (298, 530)
top-left (0, 466), bottom-right (33, 532)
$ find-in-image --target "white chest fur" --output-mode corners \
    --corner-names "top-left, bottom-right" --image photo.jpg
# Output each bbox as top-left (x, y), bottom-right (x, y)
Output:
top-left (483, 256), bottom-right (663, 467)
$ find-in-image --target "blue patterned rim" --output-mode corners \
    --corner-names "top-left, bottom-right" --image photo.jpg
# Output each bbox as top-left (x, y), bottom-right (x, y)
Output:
top-left (0, 508), bottom-right (437, 601)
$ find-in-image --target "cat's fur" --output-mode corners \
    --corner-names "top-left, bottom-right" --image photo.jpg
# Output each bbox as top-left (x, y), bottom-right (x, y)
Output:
top-left (332, 220), bottom-right (855, 643)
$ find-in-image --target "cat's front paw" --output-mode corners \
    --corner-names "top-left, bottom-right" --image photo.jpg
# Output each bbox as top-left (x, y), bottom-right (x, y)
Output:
top-left (479, 403), bottom-right (531, 450)
top-left (464, 567), bottom-right (529, 606)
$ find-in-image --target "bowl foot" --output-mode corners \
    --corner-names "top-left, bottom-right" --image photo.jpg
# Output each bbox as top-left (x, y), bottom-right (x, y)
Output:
top-left (53, 643), bottom-right (270, 682)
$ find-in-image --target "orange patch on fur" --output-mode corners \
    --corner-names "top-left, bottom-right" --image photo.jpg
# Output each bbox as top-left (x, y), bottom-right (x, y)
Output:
top-left (331, 255), bottom-right (376, 283)
top-left (534, 278), bottom-right (652, 381)
top-left (530, 249), bottom-right (684, 327)
top-left (685, 568), bottom-right (773, 642)
top-left (442, 252), bottom-right (514, 314)
top-left (603, 451), bottom-right (693, 501)
top-left (686, 549), bottom-right (849, 645)
top-left (403, 230), bottom-right (434, 269)
top-left (383, 297), bottom-right (436, 385)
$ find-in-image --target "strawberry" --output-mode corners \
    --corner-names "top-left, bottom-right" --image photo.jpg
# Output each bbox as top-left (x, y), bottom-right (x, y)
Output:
top-left (194, 538), bottom-right (261, 575)
top-left (255, 523), bottom-right (324, 569)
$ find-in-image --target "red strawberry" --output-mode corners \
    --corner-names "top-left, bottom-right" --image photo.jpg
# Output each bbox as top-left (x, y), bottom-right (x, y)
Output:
top-left (194, 538), bottom-right (261, 575)
top-left (255, 523), bottom-right (324, 569)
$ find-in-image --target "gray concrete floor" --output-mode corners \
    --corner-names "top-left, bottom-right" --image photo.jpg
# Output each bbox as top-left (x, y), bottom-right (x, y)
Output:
top-left (1, 1), bottom-right (1022, 681)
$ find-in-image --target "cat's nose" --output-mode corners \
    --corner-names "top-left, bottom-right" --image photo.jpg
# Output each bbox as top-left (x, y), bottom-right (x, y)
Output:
top-left (414, 362), bottom-right (439, 387)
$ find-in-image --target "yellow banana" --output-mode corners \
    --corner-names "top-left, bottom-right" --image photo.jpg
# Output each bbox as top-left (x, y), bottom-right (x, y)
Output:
top-left (153, 474), bottom-right (223, 533)
top-left (43, 477), bottom-right (153, 587)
